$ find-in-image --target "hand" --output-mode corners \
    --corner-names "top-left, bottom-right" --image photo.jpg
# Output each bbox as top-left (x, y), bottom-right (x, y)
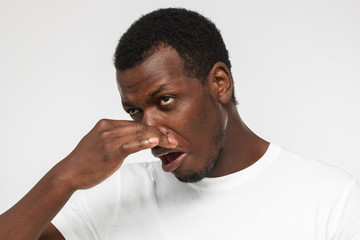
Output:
top-left (57, 119), bottom-right (177, 190)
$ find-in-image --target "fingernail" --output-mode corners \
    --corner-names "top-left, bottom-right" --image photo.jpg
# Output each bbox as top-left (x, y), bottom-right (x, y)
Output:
top-left (168, 138), bottom-right (178, 146)
top-left (148, 138), bottom-right (159, 144)
top-left (158, 127), bottom-right (168, 135)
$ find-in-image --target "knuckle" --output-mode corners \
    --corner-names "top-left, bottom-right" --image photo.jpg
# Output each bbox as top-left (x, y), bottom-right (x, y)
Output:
top-left (97, 130), bottom-right (111, 143)
top-left (135, 130), bottom-right (143, 139)
top-left (98, 130), bottom-right (108, 139)
top-left (97, 119), bottom-right (110, 129)
top-left (119, 142), bottom-right (129, 155)
top-left (137, 140), bottom-right (145, 148)
top-left (135, 122), bottom-right (147, 131)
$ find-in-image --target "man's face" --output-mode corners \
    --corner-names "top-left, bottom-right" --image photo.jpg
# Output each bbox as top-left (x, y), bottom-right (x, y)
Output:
top-left (116, 47), bottom-right (226, 182)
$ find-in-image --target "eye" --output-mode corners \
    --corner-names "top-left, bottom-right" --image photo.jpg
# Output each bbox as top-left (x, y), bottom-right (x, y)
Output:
top-left (160, 96), bottom-right (175, 106)
top-left (126, 108), bottom-right (140, 116)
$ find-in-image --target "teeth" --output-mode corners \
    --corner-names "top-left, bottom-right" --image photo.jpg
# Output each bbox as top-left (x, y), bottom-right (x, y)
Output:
top-left (158, 151), bottom-right (171, 157)
top-left (159, 152), bottom-right (169, 157)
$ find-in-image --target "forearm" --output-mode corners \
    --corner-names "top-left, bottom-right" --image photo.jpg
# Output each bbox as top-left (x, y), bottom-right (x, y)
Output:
top-left (0, 119), bottom-right (175, 239)
top-left (0, 163), bottom-right (75, 240)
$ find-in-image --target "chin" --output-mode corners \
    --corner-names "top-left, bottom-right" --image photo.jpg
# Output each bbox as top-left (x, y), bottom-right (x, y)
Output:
top-left (174, 152), bottom-right (220, 183)
top-left (176, 124), bottom-right (224, 183)
top-left (175, 171), bottom-right (208, 183)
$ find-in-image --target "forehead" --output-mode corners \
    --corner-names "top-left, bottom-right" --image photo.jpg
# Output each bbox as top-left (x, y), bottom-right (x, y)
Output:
top-left (116, 47), bottom-right (195, 98)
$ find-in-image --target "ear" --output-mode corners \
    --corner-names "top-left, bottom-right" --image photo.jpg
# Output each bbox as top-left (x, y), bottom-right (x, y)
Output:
top-left (208, 62), bottom-right (233, 104)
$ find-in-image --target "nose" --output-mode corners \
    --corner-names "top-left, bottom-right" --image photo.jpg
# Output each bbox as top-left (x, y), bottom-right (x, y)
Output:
top-left (142, 108), bottom-right (168, 134)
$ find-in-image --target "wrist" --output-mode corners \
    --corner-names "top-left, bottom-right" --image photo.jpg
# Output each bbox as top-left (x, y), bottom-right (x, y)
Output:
top-left (48, 160), bottom-right (78, 195)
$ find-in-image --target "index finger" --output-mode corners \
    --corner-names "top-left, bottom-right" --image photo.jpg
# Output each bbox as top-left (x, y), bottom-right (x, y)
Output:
top-left (136, 122), bottom-right (178, 148)
top-left (104, 120), bottom-right (178, 149)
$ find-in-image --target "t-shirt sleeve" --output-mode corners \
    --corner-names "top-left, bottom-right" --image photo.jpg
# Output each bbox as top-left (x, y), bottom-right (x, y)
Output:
top-left (52, 173), bottom-right (120, 240)
top-left (331, 178), bottom-right (360, 240)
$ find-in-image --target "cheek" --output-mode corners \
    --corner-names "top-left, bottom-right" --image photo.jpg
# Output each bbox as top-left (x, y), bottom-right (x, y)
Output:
top-left (197, 106), bottom-right (211, 132)
top-left (186, 101), bottom-right (218, 143)
top-left (165, 94), bottom-right (219, 147)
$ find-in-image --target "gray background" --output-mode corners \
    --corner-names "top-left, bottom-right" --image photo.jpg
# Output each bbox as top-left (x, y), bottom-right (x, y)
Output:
top-left (1, 0), bottom-right (359, 213)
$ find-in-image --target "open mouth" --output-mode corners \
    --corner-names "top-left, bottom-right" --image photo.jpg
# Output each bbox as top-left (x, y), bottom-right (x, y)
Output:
top-left (152, 147), bottom-right (187, 172)
top-left (160, 152), bottom-right (184, 165)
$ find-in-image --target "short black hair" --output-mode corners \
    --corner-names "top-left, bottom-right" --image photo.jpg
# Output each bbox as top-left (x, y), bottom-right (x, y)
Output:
top-left (114, 8), bottom-right (236, 103)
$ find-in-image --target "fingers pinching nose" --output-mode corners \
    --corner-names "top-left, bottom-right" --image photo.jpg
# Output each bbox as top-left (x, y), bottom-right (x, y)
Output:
top-left (168, 137), bottom-right (178, 146)
top-left (148, 138), bottom-right (159, 145)
top-left (158, 127), bottom-right (168, 135)
top-left (157, 127), bottom-right (177, 147)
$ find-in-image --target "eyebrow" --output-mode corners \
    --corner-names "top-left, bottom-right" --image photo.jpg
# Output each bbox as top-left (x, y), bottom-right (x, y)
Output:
top-left (149, 84), bottom-right (172, 98)
top-left (121, 101), bottom-right (133, 108)
top-left (121, 84), bottom-right (174, 108)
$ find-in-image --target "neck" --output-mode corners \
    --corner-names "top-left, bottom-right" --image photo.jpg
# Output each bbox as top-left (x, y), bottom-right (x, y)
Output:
top-left (207, 104), bottom-right (269, 178)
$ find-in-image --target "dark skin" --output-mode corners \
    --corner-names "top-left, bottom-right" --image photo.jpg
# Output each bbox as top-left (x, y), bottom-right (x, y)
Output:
top-left (0, 46), bottom-right (268, 239)
top-left (117, 46), bottom-right (269, 181)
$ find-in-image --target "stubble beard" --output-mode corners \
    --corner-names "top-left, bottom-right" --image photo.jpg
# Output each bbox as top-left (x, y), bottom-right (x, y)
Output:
top-left (175, 120), bottom-right (224, 183)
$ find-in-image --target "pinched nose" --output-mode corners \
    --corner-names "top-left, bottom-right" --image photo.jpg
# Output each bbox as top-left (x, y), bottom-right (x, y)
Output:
top-left (141, 109), bottom-right (179, 147)
top-left (157, 127), bottom-right (169, 135)
top-left (142, 109), bottom-right (165, 128)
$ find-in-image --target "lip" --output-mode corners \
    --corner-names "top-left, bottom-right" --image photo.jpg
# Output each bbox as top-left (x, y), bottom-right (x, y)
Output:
top-left (152, 146), bottom-right (181, 158)
top-left (152, 147), bottom-right (187, 172)
top-left (161, 152), bottom-right (187, 172)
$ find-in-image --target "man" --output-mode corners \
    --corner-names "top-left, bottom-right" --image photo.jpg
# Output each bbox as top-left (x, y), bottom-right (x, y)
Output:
top-left (0, 8), bottom-right (359, 240)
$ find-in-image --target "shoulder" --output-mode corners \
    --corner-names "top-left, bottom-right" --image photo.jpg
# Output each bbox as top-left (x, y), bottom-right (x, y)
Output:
top-left (278, 147), bottom-right (353, 179)
top-left (272, 145), bottom-right (356, 195)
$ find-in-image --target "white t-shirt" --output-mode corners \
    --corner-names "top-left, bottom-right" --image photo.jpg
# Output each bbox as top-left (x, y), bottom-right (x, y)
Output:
top-left (52, 143), bottom-right (360, 239)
